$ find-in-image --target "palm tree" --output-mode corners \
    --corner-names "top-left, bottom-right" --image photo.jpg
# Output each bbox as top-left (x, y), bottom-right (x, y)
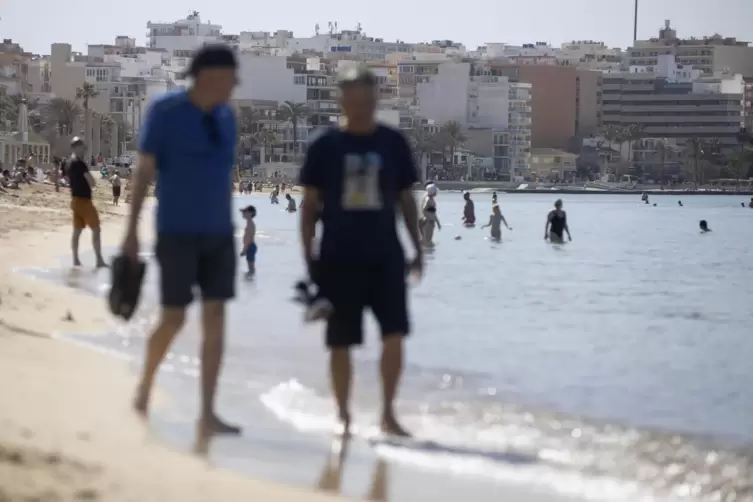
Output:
top-left (623, 123), bottom-right (644, 165)
top-left (600, 124), bottom-right (622, 176)
top-left (685, 137), bottom-right (721, 188)
top-left (99, 115), bottom-right (115, 158)
top-left (0, 94), bottom-right (40, 132)
top-left (407, 124), bottom-right (437, 182)
top-left (255, 128), bottom-right (278, 163)
top-left (277, 101), bottom-right (308, 161)
top-left (41, 98), bottom-right (82, 137)
top-left (76, 82), bottom-right (99, 146)
top-left (437, 120), bottom-right (466, 166)
top-left (655, 138), bottom-right (670, 185)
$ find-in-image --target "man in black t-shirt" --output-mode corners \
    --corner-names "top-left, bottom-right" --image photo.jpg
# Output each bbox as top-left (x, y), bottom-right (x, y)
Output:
top-left (299, 66), bottom-right (423, 437)
top-left (68, 137), bottom-right (107, 268)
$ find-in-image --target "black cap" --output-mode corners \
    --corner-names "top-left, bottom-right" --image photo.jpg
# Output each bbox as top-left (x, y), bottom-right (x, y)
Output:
top-left (337, 64), bottom-right (376, 88)
top-left (182, 44), bottom-right (238, 79)
top-left (240, 205), bottom-right (256, 214)
top-left (70, 136), bottom-right (84, 147)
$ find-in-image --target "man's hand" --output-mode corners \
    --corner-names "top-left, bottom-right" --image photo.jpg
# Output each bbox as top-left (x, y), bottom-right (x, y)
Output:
top-left (408, 252), bottom-right (423, 283)
top-left (122, 231), bottom-right (139, 261)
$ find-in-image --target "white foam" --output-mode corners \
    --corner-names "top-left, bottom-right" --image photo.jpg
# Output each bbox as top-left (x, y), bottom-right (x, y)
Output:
top-left (260, 381), bottom-right (677, 502)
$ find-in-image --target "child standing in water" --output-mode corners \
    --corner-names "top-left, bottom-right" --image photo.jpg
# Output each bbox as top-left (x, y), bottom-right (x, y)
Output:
top-left (240, 205), bottom-right (257, 278)
top-left (481, 204), bottom-right (510, 241)
top-left (462, 192), bottom-right (476, 227)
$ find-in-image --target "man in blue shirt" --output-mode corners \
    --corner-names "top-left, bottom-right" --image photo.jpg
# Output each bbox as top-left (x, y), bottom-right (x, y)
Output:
top-left (122, 45), bottom-right (240, 442)
top-left (299, 66), bottom-right (423, 437)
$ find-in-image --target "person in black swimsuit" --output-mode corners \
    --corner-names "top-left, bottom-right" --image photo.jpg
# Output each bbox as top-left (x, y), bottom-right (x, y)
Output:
top-left (545, 199), bottom-right (571, 244)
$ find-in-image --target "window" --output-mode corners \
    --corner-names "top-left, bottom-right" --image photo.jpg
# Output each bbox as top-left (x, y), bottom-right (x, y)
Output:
top-left (294, 75), bottom-right (305, 85)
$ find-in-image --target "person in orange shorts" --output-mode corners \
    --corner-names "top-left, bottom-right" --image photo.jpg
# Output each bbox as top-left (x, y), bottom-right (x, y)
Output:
top-left (67, 137), bottom-right (107, 268)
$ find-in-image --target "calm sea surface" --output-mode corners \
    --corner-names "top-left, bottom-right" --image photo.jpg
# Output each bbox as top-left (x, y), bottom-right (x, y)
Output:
top-left (29, 191), bottom-right (753, 502)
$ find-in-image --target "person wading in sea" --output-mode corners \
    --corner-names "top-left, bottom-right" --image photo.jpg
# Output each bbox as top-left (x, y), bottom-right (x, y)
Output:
top-left (122, 44), bottom-right (241, 443)
top-left (544, 198), bottom-right (572, 244)
top-left (299, 65), bottom-right (423, 437)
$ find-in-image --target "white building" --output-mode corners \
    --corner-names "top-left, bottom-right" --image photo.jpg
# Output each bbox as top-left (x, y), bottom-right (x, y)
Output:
top-left (415, 62), bottom-right (532, 178)
top-left (146, 12), bottom-right (223, 56)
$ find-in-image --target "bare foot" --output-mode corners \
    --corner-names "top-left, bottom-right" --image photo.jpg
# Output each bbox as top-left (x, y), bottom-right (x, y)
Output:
top-left (95, 261), bottom-right (109, 269)
top-left (73, 259), bottom-right (82, 267)
top-left (381, 416), bottom-right (411, 438)
top-left (133, 385), bottom-right (149, 417)
top-left (333, 412), bottom-right (351, 438)
top-left (198, 414), bottom-right (242, 437)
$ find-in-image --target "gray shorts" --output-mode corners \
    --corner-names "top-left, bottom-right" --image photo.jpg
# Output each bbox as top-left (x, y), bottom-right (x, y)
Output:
top-left (155, 234), bottom-right (236, 308)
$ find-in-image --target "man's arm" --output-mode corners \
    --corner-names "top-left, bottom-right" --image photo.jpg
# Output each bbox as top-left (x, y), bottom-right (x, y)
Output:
top-left (395, 133), bottom-right (421, 256)
top-left (83, 167), bottom-right (95, 189)
top-left (127, 101), bottom-right (163, 235)
top-left (544, 212), bottom-right (551, 238)
top-left (299, 138), bottom-right (325, 265)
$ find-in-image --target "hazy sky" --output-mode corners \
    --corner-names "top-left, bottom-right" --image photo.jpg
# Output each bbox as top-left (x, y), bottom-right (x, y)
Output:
top-left (2, 0), bottom-right (752, 56)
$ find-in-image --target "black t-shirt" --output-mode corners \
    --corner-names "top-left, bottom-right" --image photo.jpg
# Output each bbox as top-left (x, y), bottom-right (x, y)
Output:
top-left (67, 157), bottom-right (92, 199)
top-left (299, 125), bottom-right (418, 263)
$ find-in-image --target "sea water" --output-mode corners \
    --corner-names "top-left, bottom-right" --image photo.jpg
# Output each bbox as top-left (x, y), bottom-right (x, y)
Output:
top-left (25, 192), bottom-right (753, 502)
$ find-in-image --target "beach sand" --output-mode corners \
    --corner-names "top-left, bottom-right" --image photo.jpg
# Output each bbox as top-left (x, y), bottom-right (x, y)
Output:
top-left (0, 182), bottom-right (344, 502)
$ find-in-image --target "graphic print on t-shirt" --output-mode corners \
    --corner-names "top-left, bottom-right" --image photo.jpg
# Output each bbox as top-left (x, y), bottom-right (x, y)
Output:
top-left (342, 152), bottom-right (383, 211)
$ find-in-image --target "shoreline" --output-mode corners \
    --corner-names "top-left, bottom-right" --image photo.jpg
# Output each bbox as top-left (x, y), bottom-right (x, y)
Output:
top-left (0, 183), bottom-right (344, 502)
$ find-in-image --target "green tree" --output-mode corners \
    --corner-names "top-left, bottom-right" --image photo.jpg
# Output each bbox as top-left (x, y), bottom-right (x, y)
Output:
top-left (437, 120), bottom-right (466, 166)
top-left (407, 124), bottom-right (437, 182)
top-left (41, 98), bottom-right (82, 136)
top-left (0, 95), bottom-right (40, 132)
top-left (277, 101), bottom-right (308, 162)
top-left (255, 128), bottom-right (279, 163)
top-left (685, 137), bottom-right (721, 187)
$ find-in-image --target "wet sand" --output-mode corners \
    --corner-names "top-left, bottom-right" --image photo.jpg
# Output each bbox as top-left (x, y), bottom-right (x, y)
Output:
top-left (0, 183), bottom-right (344, 502)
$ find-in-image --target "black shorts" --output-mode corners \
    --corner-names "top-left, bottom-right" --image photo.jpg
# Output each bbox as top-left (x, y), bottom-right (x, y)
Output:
top-left (315, 261), bottom-right (409, 348)
top-left (112, 186), bottom-right (121, 197)
top-left (155, 234), bottom-right (236, 308)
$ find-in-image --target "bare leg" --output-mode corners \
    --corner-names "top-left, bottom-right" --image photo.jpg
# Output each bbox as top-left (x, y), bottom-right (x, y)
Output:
top-left (91, 227), bottom-right (107, 267)
top-left (134, 308), bottom-right (185, 415)
top-left (380, 334), bottom-right (410, 436)
top-left (197, 300), bottom-right (241, 438)
top-left (71, 227), bottom-right (83, 266)
top-left (330, 347), bottom-right (352, 436)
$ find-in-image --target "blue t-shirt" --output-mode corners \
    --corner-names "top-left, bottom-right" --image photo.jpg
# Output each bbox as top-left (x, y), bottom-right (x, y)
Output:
top-left (299, 125), bottom-right (418, 264)
top-left (138, 90), bottom-right (235, 235)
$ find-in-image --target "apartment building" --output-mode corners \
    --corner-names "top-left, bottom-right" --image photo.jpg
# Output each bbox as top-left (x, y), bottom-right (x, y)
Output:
top-left (239, 26), bottom-right (439, 61)
top-left (602, 54), bottom-right (745, 175)
top-left (414, 62), bottom-right (532, 179)
top-left (146, 12), bottom-right (222, 54)
top-left (396, 56), bottom-right (452, 103)
top-left (744, 77), bottom-right (753, 132)
top-left (629, 20), bottom-right (753, 77)
top-left (485, 63), bottom-right (602, 150)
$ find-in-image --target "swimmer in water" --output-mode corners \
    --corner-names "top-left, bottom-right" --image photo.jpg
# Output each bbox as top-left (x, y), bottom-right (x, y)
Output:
top-left (285, 193), bottom-right (297, 213)
top-left (699, 220), bottom-right (711, 233)
top-left (481, 204), bottom-right (510, 241)
top-left (492, 191), bottom-right (498, 204)
top-left (641, 192), bottom-right (648, 203)
top-left (748, 197), bottom-right (753, 208)
top-left (462, 192), bottom-right (476, 227)
top-left (678, 200), bottom-right (683, 207)
top-left (545, 199), bottom-right (572, 244)
top-left (419, 183), bottom-right (441, 246)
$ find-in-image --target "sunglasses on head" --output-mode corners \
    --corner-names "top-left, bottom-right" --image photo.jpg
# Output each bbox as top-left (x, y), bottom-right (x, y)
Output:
top-left (202, 114), bottom-right (220, 146)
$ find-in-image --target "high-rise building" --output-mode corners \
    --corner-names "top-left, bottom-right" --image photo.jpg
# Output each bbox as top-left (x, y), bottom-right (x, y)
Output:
top-left (629, 20), bottom-right (753, 77)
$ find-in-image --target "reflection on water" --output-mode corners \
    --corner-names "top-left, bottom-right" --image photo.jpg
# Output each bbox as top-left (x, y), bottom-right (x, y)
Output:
top-left (19, 193), bottom-right (753, 502)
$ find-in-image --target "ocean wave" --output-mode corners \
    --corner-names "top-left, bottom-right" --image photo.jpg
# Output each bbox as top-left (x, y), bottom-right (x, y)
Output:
top-left (260, 379), bottom-right (753, 502)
